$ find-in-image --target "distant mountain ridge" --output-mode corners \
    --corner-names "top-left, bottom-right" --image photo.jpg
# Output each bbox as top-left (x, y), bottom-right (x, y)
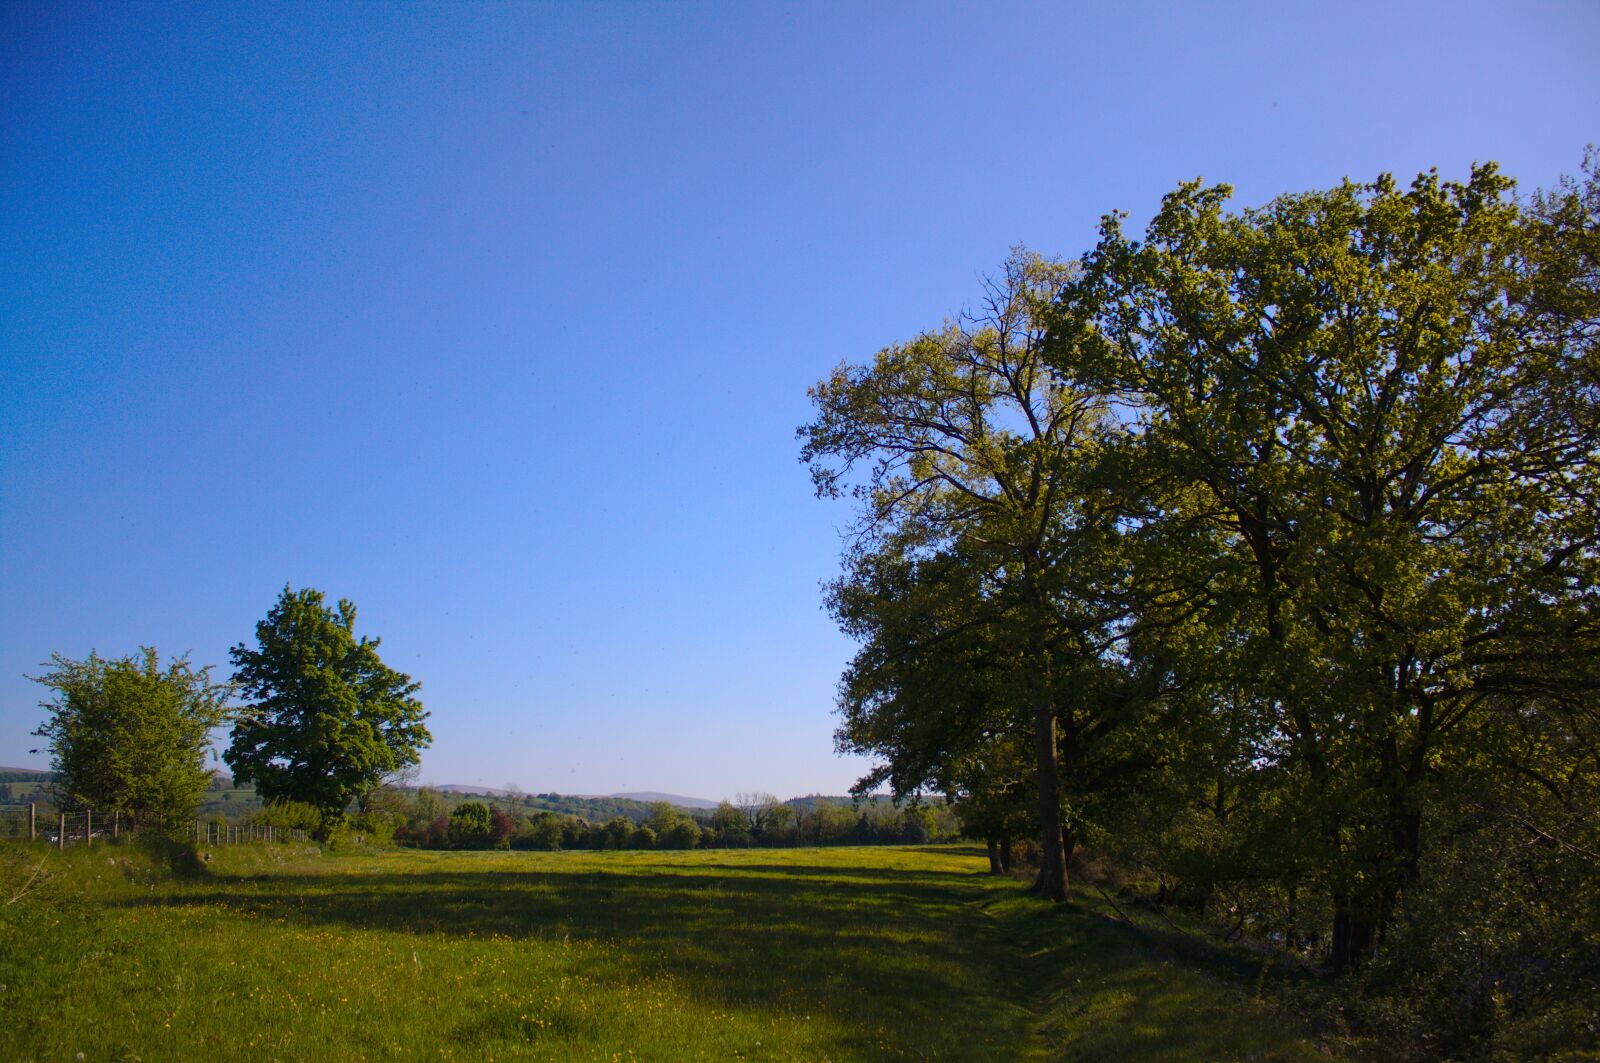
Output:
top-left (433, 785), bottom-right (720, 809)
top-left (605, 791), bottom-right (718, 809)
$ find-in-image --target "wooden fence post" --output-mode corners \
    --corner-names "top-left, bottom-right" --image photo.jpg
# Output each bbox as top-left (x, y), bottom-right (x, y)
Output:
top-left (58, 812), bottom-right (66, 851)
top-left (85, 809), bottom-right (92, 848)
top-left (113, 811), bottom-right (120, 840)
top-left (29, 802), bottom-right (35, 842)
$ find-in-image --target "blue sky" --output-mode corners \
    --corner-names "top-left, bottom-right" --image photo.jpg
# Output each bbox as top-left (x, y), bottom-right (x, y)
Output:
top-left (3, 1), bottom-right (1596, 799)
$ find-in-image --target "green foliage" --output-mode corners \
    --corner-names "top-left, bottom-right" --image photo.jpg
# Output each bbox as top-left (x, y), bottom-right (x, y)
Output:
top-left (804, 154), bottom-right (1600, 1053)
top-left (225, 586), bottom-right (431, 836)
top-left (709, 801), bottom-right (750, 844)
top-left (448, 801), bottom-right (492, 848)
top-left (517, 811), bottom-right (566, 851)
top-left (28, 648), bottom-right (230, 823)
top-left (249, 799), bottom-right (322, 833)
top-left (658, 818), bottom-right (701, 849)
top-left (804, 249), bottom-right (1144, 900)
top-left (601, 815), bottom-right (632, 850)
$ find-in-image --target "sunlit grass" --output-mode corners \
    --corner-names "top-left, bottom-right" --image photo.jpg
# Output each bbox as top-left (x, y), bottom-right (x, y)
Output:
top-left (1, 841), bottom-right (1336, 1060)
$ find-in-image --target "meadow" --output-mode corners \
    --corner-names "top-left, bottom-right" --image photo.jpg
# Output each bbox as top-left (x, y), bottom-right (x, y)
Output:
top-left (0, 841), bottom-right (1337, 1061)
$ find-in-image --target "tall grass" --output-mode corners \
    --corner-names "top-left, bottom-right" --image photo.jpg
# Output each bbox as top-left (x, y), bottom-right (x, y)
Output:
top-left (0, 840), bottom-right (1336, 1060)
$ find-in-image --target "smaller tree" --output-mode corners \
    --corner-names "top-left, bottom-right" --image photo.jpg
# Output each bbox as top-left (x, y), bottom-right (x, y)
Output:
top-left (659, 818), bottom-right (701, 849)
top-left (710, 801), bottom-right (751, 846)
top-left (30, 648), bottom-right (230, 825)
top-left (519, 811), bottom-right (565, 851)
top-left (226, 586), bottom-right (431, 836)
top-left (448, 801), bottom-right (492, 848)
top-left (602, 815), bottom-right (633, 849)
top-left (488, 807), bottom-right (517, 849)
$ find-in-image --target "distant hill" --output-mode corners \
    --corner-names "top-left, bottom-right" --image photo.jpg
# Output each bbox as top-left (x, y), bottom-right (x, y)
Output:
top-left (434, 787), bottom-right (719, 811)
top-left (606, 792), bottom-right (718, 810)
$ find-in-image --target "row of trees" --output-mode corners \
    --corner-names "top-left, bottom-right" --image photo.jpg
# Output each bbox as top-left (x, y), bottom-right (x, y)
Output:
top-left (804, 158), bottom-right (1598, 1053)
top-left (393, 792), bottom-right (956, 850)
top-left (29, 586), bottom-right (432, 837)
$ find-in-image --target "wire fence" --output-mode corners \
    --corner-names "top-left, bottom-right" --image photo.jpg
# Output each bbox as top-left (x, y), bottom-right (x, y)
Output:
top-left (0, 803), bottom-right (309, 847)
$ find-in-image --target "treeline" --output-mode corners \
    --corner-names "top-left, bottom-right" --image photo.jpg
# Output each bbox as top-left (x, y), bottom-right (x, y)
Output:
top-left (389, 789), bottom-right (959, 850)
top-left (803, 157), bottom-right (1599, 1058)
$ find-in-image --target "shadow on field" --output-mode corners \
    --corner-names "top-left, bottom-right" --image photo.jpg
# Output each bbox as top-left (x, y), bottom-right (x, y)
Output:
top-left (996, 897), bottom-right (1327, 1062)
top-left (114, 855), bottom-right (1033, 1058)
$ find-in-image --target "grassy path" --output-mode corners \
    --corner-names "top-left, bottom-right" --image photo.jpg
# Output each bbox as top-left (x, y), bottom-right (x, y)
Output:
top-left (1, 842), bottom-right (1332, 1061)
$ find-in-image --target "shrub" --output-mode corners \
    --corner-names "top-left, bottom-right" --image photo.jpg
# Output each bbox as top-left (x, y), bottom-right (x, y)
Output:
top-left (448, 802), bottom-right (492, 849)
top-left (660, 820), bottom-right (701, 850)
top-left (488, 808), bottom-right (516, 849)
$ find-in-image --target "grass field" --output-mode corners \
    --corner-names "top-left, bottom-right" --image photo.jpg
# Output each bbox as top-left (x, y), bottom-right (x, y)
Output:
top-left (0, 841), bottom-right (1337, 1061)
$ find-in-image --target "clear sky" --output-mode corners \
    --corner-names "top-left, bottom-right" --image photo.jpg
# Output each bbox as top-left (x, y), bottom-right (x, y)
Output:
top-left (3, 1), bottom-right (1596, 800)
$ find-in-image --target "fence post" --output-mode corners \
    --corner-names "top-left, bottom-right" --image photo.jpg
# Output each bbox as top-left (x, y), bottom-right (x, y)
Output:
top-left (59, 812), bottom-right (66, 851)
top-left (113, 811), bottom-right (120, 840)
top-left (29, 802), bottom-right (35, 842)
top-left (86, 809), bottom-right (92, 848)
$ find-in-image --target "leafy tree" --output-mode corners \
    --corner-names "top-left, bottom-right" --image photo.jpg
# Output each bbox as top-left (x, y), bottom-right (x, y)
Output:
top-left (1052, 161), bottom-right (1600, 969)
top-left (658, 818), bottom-right (701, 849)
top-left (761, 802), bottom-right (797, 843)
top-left (488, 807), bottom-right (517, 849)
top-left (448, 801), bottom-right (492, 848)
top-left (519, 811), bottom-right (566, 851)
top-left (709, 801), bottom-right (751, 846)
top-left (601, 815), bottom-right (633, 849)
top-left (225, 586), bottom-right (431, 837)
top-left (29, 648), bottom-right (230, 824)
top-left (645, 800), bottom-right (683, 835)
top-left (803, 249), bottom-right (1127, 900)
top-left (409, 786), bottom-right (446, 827)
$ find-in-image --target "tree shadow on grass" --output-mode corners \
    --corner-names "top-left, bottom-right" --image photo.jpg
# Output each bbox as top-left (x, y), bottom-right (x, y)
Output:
top-left (1002, 897), bottom-right (1330, 1062)
top-left (115, 858), bottom-right (1033, 1059)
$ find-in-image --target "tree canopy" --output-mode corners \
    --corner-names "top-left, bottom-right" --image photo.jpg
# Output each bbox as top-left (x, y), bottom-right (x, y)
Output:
top-left (29, 647), bottom-right (231, 823)
top-left (224, 586), bottom-right (431, 834)
top-left (805, 156), bottom-right (1600, 1049)
top-left (803, 249), bottom-right (1131, 900)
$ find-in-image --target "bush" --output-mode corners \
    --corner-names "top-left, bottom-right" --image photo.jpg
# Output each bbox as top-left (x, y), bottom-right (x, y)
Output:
top-left (511, 812), bottom-right (565, 851)
top-left (659, 820), bottom-right (701, 849)
top-left (488, 808), bottom-right (516, 850)
top-left (601, 816), bottom-right (632, 850)
top-left (627, 826), bottom-right (656, 849)
top-left (448, 802), bottom-right (492, 849)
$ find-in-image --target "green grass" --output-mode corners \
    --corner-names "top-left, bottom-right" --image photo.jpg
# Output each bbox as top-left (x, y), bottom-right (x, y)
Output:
top-left (1, 841), bottom-right (1338, 1061)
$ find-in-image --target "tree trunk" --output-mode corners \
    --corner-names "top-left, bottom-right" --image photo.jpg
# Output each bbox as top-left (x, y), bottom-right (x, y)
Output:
top-left (1331, 885), bottom-right (1379, 975)
top-left (1032, 694), bottom-right (1069, 902)
top-left (986, 838), bottom-right (1002, 874)
top-left (999, 828), bottom-right (1012, 872)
